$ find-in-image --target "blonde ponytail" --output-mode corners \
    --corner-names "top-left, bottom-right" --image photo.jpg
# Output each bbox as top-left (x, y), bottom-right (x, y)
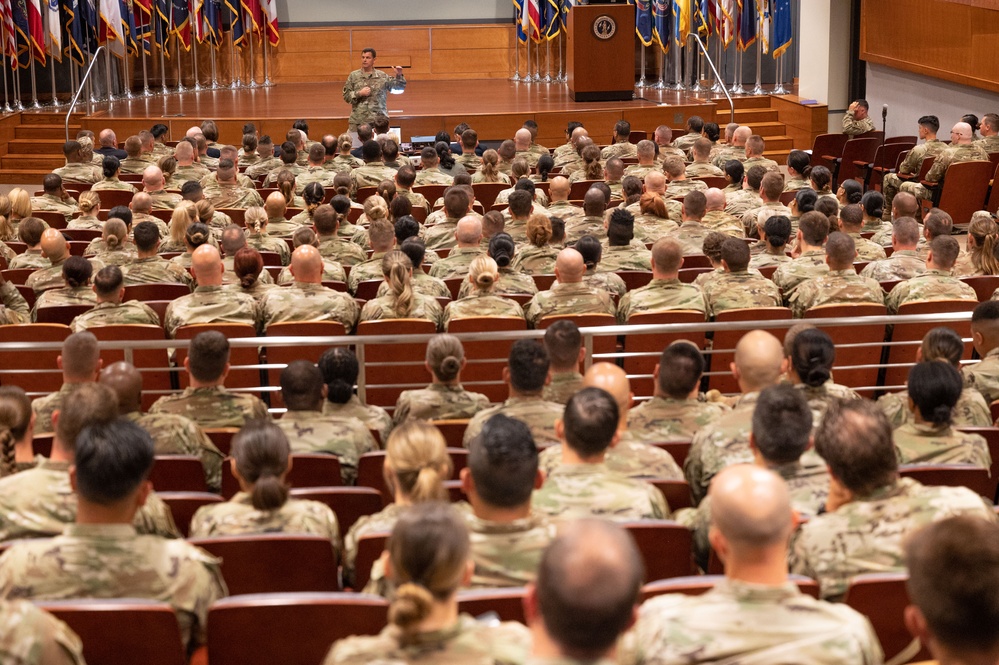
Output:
top-left (382, 250), bottom-right (414, 317)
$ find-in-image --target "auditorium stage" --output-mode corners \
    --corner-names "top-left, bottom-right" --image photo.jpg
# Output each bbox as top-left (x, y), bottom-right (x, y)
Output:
top-left (81, 78), bottom-right (728, 149)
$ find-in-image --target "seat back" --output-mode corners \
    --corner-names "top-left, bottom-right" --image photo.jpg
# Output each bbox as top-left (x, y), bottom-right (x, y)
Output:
top-left (935, 160), bottom-right (994, 227)
top-left (188, 534), bottom-right (339, 595)
top-left (899, 464), bottom-right (992, 500)
top-left (149, 455), bottom-right (209, 492)
top-left (648, 441), bottom-right (692, 468)
top-left (173, 323), bottom-right (262, 396)
top-left (961, 276), bottom-right (999, 303)
top-left (157, 491), bottom-right (224, 537)
top-left (836, 138), bottom-right (879, 186)
top-left (94, 189), bottom-right (136, 209)
top-left (957, 427), bottom-right (999, 501)
top-left (207, 592), bottom-right (388, 665)
top-left (430, 419), bottom-right (470, 448)
top-left (708, 308), bottom-right (792, 394)
top-left (38, 599), bottom-right (187, 665)
top-left (844, 573), bottom-right (930, 663)
top-left (32, 210), bottom-right (68, 229)
top-left (616, 270), bottom-right (653, 292)
top-left (204, 427), bottom-right (238, 456)
top-left (0, 323), bottom-right (70, 397)
top-left (622, 311), bottom-right (705, 398)
top-left (883, 300), bottom-right (976, 388)
top-left (289, 487), bottom-right (386, 533)
top-left (352, 532), bottom-right (389, 591)
top-left (621, 520), bottom-right (696, 582)
top-left (810, 133), bottom-right (850, 168)
top-left (413, 184), bottom-right (448, 203)
top-left (60, 228), bottom-right (103, 241)
top-left (447, 316), bottom-right (526, 402)
top-left (287, 453), bottom-right (343, 489)
top-left (264, 321), bottom-right (347, 407)
top-left (988, 162), bottom-right (999, 215)
top-left (34, 304), bottom-right (94, 325)
top-left (646, 478), bottom-right (693, 511)
top-left (641, 574), bottom-right (820, 602)
top-left (804, 303), bottom-right (887, 394)
top-left (123, 282), bottom-right (193, 303)
top-left (471, 182), bottom-right (508, 209)
top-left (456, 588), bottom-right (527, 624)
top-left (356, 319), bottom-right (437, 408)
top-left (89, 324), bottom-right (172, 411)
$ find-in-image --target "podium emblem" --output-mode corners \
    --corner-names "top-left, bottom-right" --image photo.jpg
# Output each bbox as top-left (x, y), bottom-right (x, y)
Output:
top-left (592, 14), bottom-right (617, 40)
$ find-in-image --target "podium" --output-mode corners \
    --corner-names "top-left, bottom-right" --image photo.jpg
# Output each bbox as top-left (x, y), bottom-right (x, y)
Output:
top-left (566, 4), bottom-right (635, 102)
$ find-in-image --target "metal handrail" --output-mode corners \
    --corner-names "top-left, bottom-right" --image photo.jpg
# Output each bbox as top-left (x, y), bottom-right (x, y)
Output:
top-left (65, 46), bottom-right (105, 141)
top-left (689, 33), bottom-right (735, 124)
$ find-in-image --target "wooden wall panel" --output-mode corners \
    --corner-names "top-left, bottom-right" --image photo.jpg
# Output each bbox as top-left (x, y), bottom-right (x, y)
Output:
top-left (860, 0), bottom-right (999, 93)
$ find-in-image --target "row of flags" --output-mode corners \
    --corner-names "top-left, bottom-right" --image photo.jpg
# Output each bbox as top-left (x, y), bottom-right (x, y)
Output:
top-left (514, 0), bottom-right (792, 58)
top-left (0, 0), bottom-right (279, 70)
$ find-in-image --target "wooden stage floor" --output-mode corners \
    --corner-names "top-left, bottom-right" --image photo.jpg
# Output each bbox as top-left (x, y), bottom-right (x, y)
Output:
top-left (82, 79), bottom-right (727, 147)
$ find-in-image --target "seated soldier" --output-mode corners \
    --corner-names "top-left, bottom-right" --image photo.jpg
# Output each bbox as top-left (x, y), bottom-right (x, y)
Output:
top-left (790, 232), bottom-right (884, 318)
top-left (68, 265), bottom-right (160, 332)
top-left (617, 238), bottom-right (706, 323)
top-left (541, 320), bottom-right (584, 405)
top-left (524, 248), bottom-right (616, 328)
top-left (965, 300), bottom-right (999, 404)
top-left (392, 334), bottom-right (489, 424)
top-left (886, 236), bottom-right (978, 315)
top-left (702, 238), bottom-right (782, 317)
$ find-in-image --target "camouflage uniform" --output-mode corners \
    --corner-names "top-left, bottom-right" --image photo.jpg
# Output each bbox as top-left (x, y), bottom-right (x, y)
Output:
top-left (393, 383), bottom-right (489, 425)
top-left (349, 163), bottom-right (398, 195)
top-left (359, 293), bottom-right (444, 330)
top-left (294, 166), bottom-right (336, 193)
top-left (724, 189), bottom-right (763, 218)
top-left (859, 250), bottom-right (926, 282)
top-left (376, 272), bottom-right (451, 300)
top-left (511, 244), bottom-right (559, 274)
top-left (539, 437), bottom-right (683, 480)
top-left (146, 188), bottom-right (183, 210)
top-left (29, 193), bottom-right (79, 222)
top-left (701, 209), bottom-right (744, 238)
top-left (789, 269), bottom-right (885, 318)
top-left (796, 381), bottom-right (861, 428)
top-left (275, 259), bottom-right (346, 285)
top-left (624, 164), bottom-right (663, 180)
top-left (456, 268), bottom-right (537, 300)
top-left (276, 410), bottom-right (378, 485)
top-left (711, 145), bottom-right (746, 169)
top-left (976, 134), bottom-right (999, 154)
top-left (68, 300), bottom-right (160, 332)
top-left (894, 422), bottom-right (991, 469)
top-left (53, 162), bottom-right (101, 185)
top-left (163, 284), bottom-right (261, 336)
top-left (319, 236), bottom-right (368, 267)
top-left (772, 249), bottom-right (829, 299)
top-left (547, 200), bottom-right (585, 225)
top-left (172, 163), bottom-right (211, 186)
top-left (66, 214), bottom-right (102, 231)
top-left (964, 347), bottom-right (999, 404)
top-left (323, 613), bottom-right (530, 665)
top-left (524, 282), bottom-right (617, 328)
top-left (617, 279), bottom-right (705, 323)
top-left (125, 410), bottom-right (223, 492)
top-left (0, 458), bottom-right (180, 539)
top-left (190, 492), bottom-right (340, 551)
top-left (463, 396), bottom-right (564, 448)
top-left (672, 132), bottom-right (701, 152)
top-left (703, 270), bottom-right (782, 317)
top-left (428, 247), bottom-right (483, 280)
top-left (244, 157), bottom-right (282, 180)
top-left (150, 385), bottom-right (271, 429)
top-left (0, 281), bottom-right (28, 324)
top-left (742, 156), bottom-right (781, 174)
top-left (262, 164), bottom-right (306, 187)
top-left (783, 176), bottom-right (809, 192)
top-left (531, 463), bottom-right (669, 520)
top-left (668, 221), bottom-right (711, 255)
top-left (618, 579), bottom-right (882, 665)
top-left (901, 142), bottom-right (991, 202)
top-left (443, 293), bottom-right (524, 329)
top-left (564, 215), bottom-right (606, 244)
top-left (627, 396), bottom-right (729, 444)
top-left (665, 179), bottom-right (707, 201)
top-left (742, 202), bottom-right (793, 237)
top-left (685, 392), bottom-right (758, 504)
top-left (601, 141), bottom-right (638, 160)
top-left (885, 269), bottom-right (978, 315)
top-left (542, 371), bottom-right (583, 405)
top-left (790, 477), bottom-right (996, 600)
top-left (244, 232), bottom-right (291, 266)
top-left (342, 68), bottom-right (407, 132)
top-left (598, 244), bottom-right (652, 272)
top-left (414, 166), bottom-right (454, 187)
top-left (203, 183), bottom-right (264, 210)
top-left (749, 250), bottom-right (792, 271)
top-left (260, 282), bottom-right (360, 333)
top-left (878, 386), bottom-right (992, 429)
top-left (8, 249), bottom-right (49, 271)
top-left (686, 161), bottom-right (724, 178)
top-left (881, 139), bottom-right (948, 217)
top-left (0, 598), bottom-right (86, 664)
top-left (322, 396), bottom-right (391, 444)
top-left (424, 219), bottom-right (462, 251)
top-left (0, 523), bottom-right (225, 650)
top-left (678, 455), bottom-right (830, 570)
top-left (31, 286), bottom-right (97, 321)
top-left (842, 110), bottom-right (876, 136)
top-left (117, 157), bottom-right (153, 176)
top-left (847, 232), bottom-right (887, 261)
top-left (464, 511), bottom-right (555, 588)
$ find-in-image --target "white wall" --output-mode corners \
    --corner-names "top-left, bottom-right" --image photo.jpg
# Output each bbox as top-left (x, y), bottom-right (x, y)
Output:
top-left (865, 63), bottom-right (999, 138)
top-left (279, 0), bottom-right (509, 25)
top-left (797, 0), bottom-right (852, 133)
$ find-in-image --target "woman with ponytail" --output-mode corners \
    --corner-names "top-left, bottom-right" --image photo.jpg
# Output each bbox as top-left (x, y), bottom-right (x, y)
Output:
top-left (230, 247), bottom-right (277, 301)
top-left (472, 149), bottom-right (512, 185)
top-left (359, 250), bottom-right (444, 330)
top-left (318, 346), bottom-right (392, 441)
top-left (329, 133), bottom-right (363, 173)
top-left (458, 232), bottom-right (537, 299)
top-left (243, 206), bottom-right (291, 265)
top-left (275, 169), bottom-right (306, 209)
top-left (189, 420), bottom-right (340, 550)
top-left (954, 212), bottom-right (999, 277)
top-left (68, 191), bottom-right (102, 230)
top-left (786, 326), bottom-right (860, 427)
top-left (808, 165), bottom-right (835, 201)
top-left (325, 502), bottom-right (531, 665)
top-left (392, 334), bottom-right (489, 424)
top-left (288, 182), bottom-right (327, 228)
top-left (329, 192), bottom-right (368, 246)
top-left (893, 361), bottom-right (991, 469)
top-left (90, 218), bottom-right (134, 266)
top-left (444, 256), bottom-right (524, 327)
top-left (0, 386), bottom-right (36, 476)
top-left (784, 150), bottom-right (811, 192)
top-left (342, 422), bottom-right (454, 587)
top-left (170, 220), bottom-right (213, 269)
top-left (32, 256), bottom-right (98, 319)
top-left (569, 143), bottom-right (603, 183)
top-left (160, 201), bottom-right (199, 253)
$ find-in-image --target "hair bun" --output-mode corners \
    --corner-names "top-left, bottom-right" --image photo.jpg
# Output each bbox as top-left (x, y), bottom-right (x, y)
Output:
top-left (388, 583), bottom-right (434, 632)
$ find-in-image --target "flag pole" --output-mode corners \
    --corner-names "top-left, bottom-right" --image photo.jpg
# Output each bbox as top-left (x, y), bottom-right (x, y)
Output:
top-left (534, 38), bottom-right (541, 82)
top-left (773, 51), bottom-right (786, 94)
top-left (710, 35), bottom-right (724, 92)
top-left (157, 12), bottom-right (168, 93)
top-left (750, 32), bottom-right (763, 94)
top-left (192, 32), bottom-right (201, 90)
top-left (654, 45), bottom-right (665, 89)
top-left (228, 27), bottom-right (238, 88)
top-left (637, 43), bottom-right (647, 89)
top-left (141, 31), bottom-right (151, 95)
top-left (13, 60), bottom-right (22, 110)
top-left (731, 44), bottom-right (744, 94)
top-left (542, 37), bottom-right (551, 83)
top-left (246, 17), bottom-right (256, 87)
top-left (49, 61), bottom-right (60, 105)
top-left (29, 56), bottom-right (41, 107)
top-left (262, 36), bottom-right (271, 86)
top-left (122, 45), bottom-right (134, 98)
top-left (174, 34), bottom-right (185, 91)
top-left (2, 58), bottom-right (10, 112)
top-left (524, 31), bottom-right (531, 84)
top-left (104, 46), bottom-right (113, 101)
top-left (209, 36), bottom-right (218, 88)
top-left (511, 9), bottom-right (521, 82)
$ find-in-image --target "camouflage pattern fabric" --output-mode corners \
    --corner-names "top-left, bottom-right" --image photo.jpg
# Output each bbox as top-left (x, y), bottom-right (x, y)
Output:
top-left (668, 221), bottom-right (711, 256)
top-left (772, 250), bottom-right (829, 299)
top-left (428, 247), bottom-right (483, 280)
top-left (275, 259), bottom-right (346, 285)
top-left (601, 141), bottom-right (638, 160)
top-left (847, 232), bottom-right (887, 262)
top-left (189, 492), bottom-right (340, 552)
top-left (685, 392), bottom-right (758, 504)
top-left (414, 166), bottom-right (454, 186)
top-left (672, 132), bottom-right (701, 152)
top-left (617, 279), bottom-right (705, 323)
top-left (686, 161), bottom-right (724, 178)
top-left (565, 215), bottom-right (608, 244)
top-left (163, 284), bottom-right (261, 337)
top-left (204, 184), bottom-right (264, 210)
top-left (842, 111), bottom-right (875, 136)
top-left (624, 164), bottom-right (663, 180)
top-left (976, 135), bottom-right (999, 154)
top-left (359, 293), bottom-right (444, 330)
top-left (893, 422), bottom-right (991, 468)
top-left (464, 510), bottom-right (556, 588)
top-left (0, 598), bottom-right (86, 664)
top-left (789, 270), bottom-right (885, 318)
top-left (884, 269), bottom-right (978, 315)
top-left (342, 68), bottom-right (406, 131)
top-left (244, 157), bottom-right (283, 180)
top-left (878, 386), bottom-right (992, 429)
top-left (393, 383), bottom-right (489, 425)
top-left (859, 250), bottom-right (926, 282)
top-left (31, 286), bottom-right (97, 321)
top-left (349, 164), bottom-right (398, 195)
top-left (531, 463), bottom-right (669, 521)
top-left (703, 271), bottom-right (782, 317)
top-left (149, 385), bottom-right (270, 429)
top-left (30, 193), bottom-right (79, 222)
top-left (524, 282), bottom-right (616, 328)
top-left (511, 245), bottom-right (560, 274)
top-left (126, 410), bottom-right (223, 492)
top-left (627, 397), bottom-right (729, 444)
top-left (711, 145), bottom-right (747, 169)
top-left (742, 156), bottom-right (781, 174)
top-left (542, 371), bottom-right (583, 406)
top-left (146, 189), bottom-right (183, 210)
top-left (539, 437), bottom-right (683, 480)
top-left (7, 249), bottom-right (50, 271)
top-left (443, 292), bottom-right (525, 328)
top-left (664, 179), bottom-right (707, 201)
top-left (260, 282), bottom-right (360, 333)
top-left (457, 268), bottom-right (537, 299)
top-left (963, 347), bottom-right (999, 404)
top-left (375, 272), bottom-right (451, 300)
top-left (598, 245), bottom-right (652, 272)
top-left (463, 397), bottom-right (564, 448)
top-left (53, 163), bottom-right (101, 185)
top-left (319, 237), bottom-right (368, 267)
top-left (749, 251), bottom-right (792, 270)
top-left (0, 281), bottom-right (29, 324)
top-left (701, 209), bottom-right (745, 238)
top-left (172, 163), bottom-right (211, 186)
top-left (323, 396), bottom-right (392, 444)
top-left (342, 503), bottom-right (403, 582)
top-left (68, 300), bottom-right (160, 332)
top-left (724, 189), bottom-right (764, 218)
top-left (276, 410), bottom-right (377, 485)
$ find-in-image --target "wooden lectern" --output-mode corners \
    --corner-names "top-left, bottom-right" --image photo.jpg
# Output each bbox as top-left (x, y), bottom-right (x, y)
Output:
top-left (566, 4), bottom-right (635, 102)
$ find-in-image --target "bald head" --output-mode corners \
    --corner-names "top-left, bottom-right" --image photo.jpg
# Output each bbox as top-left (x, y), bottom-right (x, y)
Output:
top-left (455, 215), bottom-right (483, 246)
top-left (952, 122), bottom-right (974, 144)
top-left (709, 464), bottom-right (793, 556)
top-left (264, 191), bottom-right (287, 218)
top-left (514, 128), bottom-right (532, 150)
top-left (142, 165), bottom-right (165, 190)
top-left (174, 141), bottom-right (195, 163)
top-left (732, 126), bottom-right (752, 146)
top-left (644, 171), bottom-right (666, 194)
top-left (130, 191), bottom-right (152, 214)
top-left (289, 245), bottom-right (323, 283)
top-left (704, 188), bottom-right (725, 211)
top-left (733, 330), bottom-right (784, 392)
top-left (98, 361), bottom-right (143, 414)
top-left (570, 126), bottom-right (589, 146)
top-left (555, 247), bottom-right (585, 283)
top-left (549, 176), bottom-right (570, 201)
top-left (40, 228), bottom-right (68, 261)
top-left (583, 188), bottom-right (606, 216)
top-left (583, 363), bottom-right (631, 421)
top-left (191, 245), bottom-right (223, 286)
top-left (892, 191), bottom-right (919, 220)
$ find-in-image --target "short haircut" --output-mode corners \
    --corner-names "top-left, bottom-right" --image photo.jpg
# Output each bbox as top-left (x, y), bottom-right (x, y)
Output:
top-left (745, 165), bottom-right (767, 191)
top-left (132, 221), bottom-right (160, 251)
top-left (973, 299), bottom-right (999, 325)
top-left (443, 188), bottom-right (470, 219)
top-left (752, 385), bottom-right (813, 464)
top-left (394, 215), bottom-right (421, 244)
top-left (918, 115), bottom-right (940, 133)
top-left (62, 331), bottom-right (100, 379)
top-left (761, 172), bottom-right (783, 200)
top-left (55, 383), bottom-right (119, 451)
top-left (720, 237), bottom-right (750, 271)
top-left (892, 217), bottom-right (920, 245)
top-left (508, 189), bottom-right (533, 218)
top-left (75, 418), bottom-right (155, 504)
top-left (94, 265), bottom-right (124, 297)
top-left (763, 215), bottom-right (791, 248)
top-left (658, 341), bottom-right (704, 398)
top-left (280, 360), bottom-right (325, 411)
top-left (924, 208), bottom-right (954, 239)
top-left (607, 208), bottom-right (634, 246)
top-left (908, 361), bottom-right (963, 426)
top-left (906, 515), bottom-right (999, 655)
top-left (17, 217), bottom-right (45, 246)
top-left (187, 331), bottom-right (230, 383)
top-left (508, 339), bottom-right (550, 393)
top-left (929, 235), bottom-right (961, 270)
top-left (746, 134), bottom-right (765, 155)
top-left (543, 320), bottom-right (581, 369)
top-left (468, 414), bottom-right (538, 508)
top-left (798, 210), bottom-right (831, 246)
top-left (838, 203), bottom-right (863, 228)
top-left (814, 399), bottom-right (897, 496)
top-left (682, 190), bottom-right (706, 219)
top-left (824, 231), bottom-right (856, 267)
top-left (701, 232), bottom-right (726, 263)
top-left (360, 140), bottom-right (381, 162)
top-left (562, 387), bottom-right (618, 457)
top-left (651, 237), bottom-right (683, 273)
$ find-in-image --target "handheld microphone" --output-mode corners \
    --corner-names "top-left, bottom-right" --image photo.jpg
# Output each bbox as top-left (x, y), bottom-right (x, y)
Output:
top-left (882, 104), bottom-right (888, 120)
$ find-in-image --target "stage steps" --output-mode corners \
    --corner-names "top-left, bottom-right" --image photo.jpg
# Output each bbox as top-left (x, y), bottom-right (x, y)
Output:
top-left (0, 111), bottom-right (84, 184)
